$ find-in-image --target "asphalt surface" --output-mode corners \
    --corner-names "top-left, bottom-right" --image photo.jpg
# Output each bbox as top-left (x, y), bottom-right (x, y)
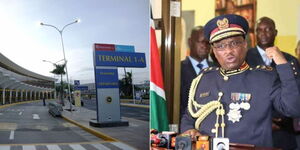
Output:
top-left (0, 101), bottom-right (100, 144)
top-left (0, 101), bottom-right (135, 150)
top-left (82, 99), bottom-right (149, 121)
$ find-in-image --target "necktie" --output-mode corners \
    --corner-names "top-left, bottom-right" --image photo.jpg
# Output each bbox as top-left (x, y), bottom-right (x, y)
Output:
top-left (197, 63), bottom-right (203, 70)
top-left (197, 63), bottom-right (203, 74)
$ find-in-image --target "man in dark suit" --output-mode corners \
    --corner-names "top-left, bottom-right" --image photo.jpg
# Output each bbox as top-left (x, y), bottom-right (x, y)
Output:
top-left (180, 26), bottom-right (215, 118)
top-left (246, 17), bottom-right (300, 150)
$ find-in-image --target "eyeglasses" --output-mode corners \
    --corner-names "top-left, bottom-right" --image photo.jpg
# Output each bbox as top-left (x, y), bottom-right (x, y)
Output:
top-left (212, 40), bottom-right (244, 50)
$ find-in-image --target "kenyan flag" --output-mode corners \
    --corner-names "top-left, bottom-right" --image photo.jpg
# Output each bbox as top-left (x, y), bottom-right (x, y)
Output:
top-left (150, 25), bottom-right (169, 132)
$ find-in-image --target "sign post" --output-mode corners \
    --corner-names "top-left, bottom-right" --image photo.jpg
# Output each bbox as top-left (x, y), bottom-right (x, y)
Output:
top-left (90, 43), bottom-right (146, 127)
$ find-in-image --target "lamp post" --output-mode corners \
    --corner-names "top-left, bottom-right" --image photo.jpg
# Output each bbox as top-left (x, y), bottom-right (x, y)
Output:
top-left (40, 19), bottom-right (80, 111)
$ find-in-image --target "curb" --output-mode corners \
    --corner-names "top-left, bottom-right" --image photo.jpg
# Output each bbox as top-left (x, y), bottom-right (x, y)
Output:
top-left (0, 100), bottom-right (41, 109)
top-left (62, 115), bottom-right (118, 142)
top-left (120, 103), bottom-right (149, 109)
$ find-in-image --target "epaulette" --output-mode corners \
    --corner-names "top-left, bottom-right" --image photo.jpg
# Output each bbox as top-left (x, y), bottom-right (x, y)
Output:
top-left (200, 67), bottom-right (219, 74)
top-left (253, 65), bottom-right (273, 71)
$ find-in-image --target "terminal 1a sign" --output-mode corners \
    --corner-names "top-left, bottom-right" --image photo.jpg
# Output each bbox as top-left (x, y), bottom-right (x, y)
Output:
top-left (91, 43), bottom-right (146, 128)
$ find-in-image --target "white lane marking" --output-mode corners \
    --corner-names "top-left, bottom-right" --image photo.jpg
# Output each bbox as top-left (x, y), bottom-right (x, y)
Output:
top-left (111, 142), bottom-right (136, 150)
top-left (46, 145), bottom-right (61, 150)
top-left (9, 130), bottom-right (14, 140)
top-left (0, 113), bottom-right (3, 115)
top-left (92, 144), bottom-right (110, 150)
top-left (23, 145), bottom-right (36, 150)
top-left (32, 114), bottom-right (40, 119)
top-left (69, 144), bottom-right (86, 150)
top-left (19, 112), bottom-right (22, 115)
top-left (0, 146), bottom-right (10, 150)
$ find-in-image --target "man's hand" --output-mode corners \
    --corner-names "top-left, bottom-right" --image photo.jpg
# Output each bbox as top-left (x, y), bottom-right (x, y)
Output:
top-left (265, 46), bottom-right (287, 65)
top-left (181, 129), bottom-right (201, 141)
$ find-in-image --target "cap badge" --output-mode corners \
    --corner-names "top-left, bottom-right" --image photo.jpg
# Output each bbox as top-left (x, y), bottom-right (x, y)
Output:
top-left (217, 18), bottom-right (229, 30)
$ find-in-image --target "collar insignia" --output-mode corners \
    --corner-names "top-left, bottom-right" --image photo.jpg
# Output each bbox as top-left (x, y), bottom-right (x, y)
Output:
top-left (220, 62), bottom-right (249, 77)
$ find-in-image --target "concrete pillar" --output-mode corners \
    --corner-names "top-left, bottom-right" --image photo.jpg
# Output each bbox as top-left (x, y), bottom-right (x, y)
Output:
top-left (20, 90), bottom-right (23, 101)
top-left (2, 88), bottom-right (5, 105)
top-left (25, 91), bottom-right (28, 101)
top-left (15, 90), bottom-right (18, 102)
top-left (9, 90), bottom-right (12, 104)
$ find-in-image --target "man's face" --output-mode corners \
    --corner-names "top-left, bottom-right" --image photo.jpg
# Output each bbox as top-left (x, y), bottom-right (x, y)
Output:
top-left (256, 21), bottom-right (277, 49)
top-left (188, 30), bottom-right (210, 61)
top-left (212, 36), bottom-right (247, 70)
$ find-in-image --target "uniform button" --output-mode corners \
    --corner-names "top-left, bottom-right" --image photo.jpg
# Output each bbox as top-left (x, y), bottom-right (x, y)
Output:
top-left (291, 62), bottom-right (295, 65)
top-left (293, 67), bottom-right (296, 70)
top-left (295, 72), bottom-right (298, 75)
top-left (249, 68), bottom-right (253, 70)
top-left (218, 92), bottom-right (223, 97)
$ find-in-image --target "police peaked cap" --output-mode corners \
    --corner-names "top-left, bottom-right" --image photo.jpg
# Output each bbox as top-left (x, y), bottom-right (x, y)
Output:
top-left (204, 14), bottom-right (249, 43)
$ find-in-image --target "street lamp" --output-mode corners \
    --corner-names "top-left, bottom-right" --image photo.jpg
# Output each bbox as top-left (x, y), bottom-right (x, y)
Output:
top-left (40, 19), bottom-right (79, 111)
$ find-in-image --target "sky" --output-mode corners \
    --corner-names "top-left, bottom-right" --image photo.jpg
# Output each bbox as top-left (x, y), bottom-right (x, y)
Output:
top-left (0, 0), bottom-right (149, 84)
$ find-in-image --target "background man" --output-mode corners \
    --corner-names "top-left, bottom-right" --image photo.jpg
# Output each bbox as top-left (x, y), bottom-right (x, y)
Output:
top-left (180, 14), bottom-right (300, 147)
top-left (180, 26), bottom-right (215, 118)
top-left (246, 17), bottom-right (300, 150)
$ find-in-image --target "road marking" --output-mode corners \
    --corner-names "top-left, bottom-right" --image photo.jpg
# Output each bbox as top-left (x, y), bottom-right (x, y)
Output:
top-left (92, 144), bottom-right (110, 150)
top-left (112, 142), bottom-right (136, 150)
top-left (0, 123), bottom-right (17, 130)
top-left (9, 130), bottom-right (14, 140)
top-left (69, 144), bottom-right (86, 150)
top-left (46, 145), bottom-right (61, 150)
top-left (19, 112), bottom-right (22, 115)
top-left (32, 114), bottom-right (40, 119)
top-left (23, 145), bottom-right (36, 150)
top-left (0, 113), bottom-right (3, 115)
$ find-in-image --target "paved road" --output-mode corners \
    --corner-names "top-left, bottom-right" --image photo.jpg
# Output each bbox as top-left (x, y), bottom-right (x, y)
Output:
top-left (0, 101), bottom-right (131, 150)
top-left (82, 99), bottom-right (149, 121)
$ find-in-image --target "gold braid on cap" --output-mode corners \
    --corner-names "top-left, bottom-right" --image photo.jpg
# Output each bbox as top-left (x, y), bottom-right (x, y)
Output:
top-left (188, 73), bottom-right (226, 137)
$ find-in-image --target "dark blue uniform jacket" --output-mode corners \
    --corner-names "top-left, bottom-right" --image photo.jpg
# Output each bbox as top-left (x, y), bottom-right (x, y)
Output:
top-left (180, 63), bottom-right (300, 147)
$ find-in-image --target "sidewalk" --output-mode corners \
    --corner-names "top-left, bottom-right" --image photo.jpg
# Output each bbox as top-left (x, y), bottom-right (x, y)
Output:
top-left (61, 101), bottom-right (149, 150)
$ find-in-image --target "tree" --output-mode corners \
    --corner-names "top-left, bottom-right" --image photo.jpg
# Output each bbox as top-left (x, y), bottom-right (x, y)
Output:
top-left (119, 72), bottom-right (133, 98)
top-left (51, 63), bottom-right (66, 106)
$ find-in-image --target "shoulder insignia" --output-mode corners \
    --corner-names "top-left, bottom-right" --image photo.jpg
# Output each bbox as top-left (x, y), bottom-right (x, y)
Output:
top-left (199, 67), bottom-right (218, 76)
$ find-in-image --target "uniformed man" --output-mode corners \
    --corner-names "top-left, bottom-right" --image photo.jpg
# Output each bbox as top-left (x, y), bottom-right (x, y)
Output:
top-left (180, 14), bottom-right (300, 147)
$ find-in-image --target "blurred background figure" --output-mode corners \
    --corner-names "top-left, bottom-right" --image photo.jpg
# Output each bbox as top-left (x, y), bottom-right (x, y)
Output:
top-left (180, 26), bottom-right (216, 119)
top-left (246, 16), bottom-right (300, 150)
top-left (295, 40), bottom-right (300, 62)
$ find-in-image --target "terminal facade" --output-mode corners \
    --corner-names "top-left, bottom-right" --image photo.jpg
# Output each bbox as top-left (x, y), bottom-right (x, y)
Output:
top-left (0, 53), bottom-right (55, 105)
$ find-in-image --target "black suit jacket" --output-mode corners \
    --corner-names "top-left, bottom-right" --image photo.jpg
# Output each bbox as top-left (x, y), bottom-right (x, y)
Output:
top-left (246, 47), bottom-right (300, 149)
top-left (180, 57), bottom-right (215, 118)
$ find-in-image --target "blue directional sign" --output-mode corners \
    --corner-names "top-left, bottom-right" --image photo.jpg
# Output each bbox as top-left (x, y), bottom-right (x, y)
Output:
top-left (95, 69), bottom-right (119, 88)
top-left (74, 85), bottom-right (88, 91)
top-left (74, 80), bottom-right (80, 86)
top-left (115, 45), bottom-right (135, 52)
top-left (95, 51), bottom-right (146, 68)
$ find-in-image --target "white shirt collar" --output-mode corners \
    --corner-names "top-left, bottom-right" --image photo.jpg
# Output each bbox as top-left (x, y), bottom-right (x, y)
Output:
top-left (256, 46), bottom-right (272, 65)
top-left (188, 56), bottom-right (209, 74)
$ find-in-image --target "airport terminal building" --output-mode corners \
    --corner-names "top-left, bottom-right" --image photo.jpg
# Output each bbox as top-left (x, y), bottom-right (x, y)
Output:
top-left (0, 53), bottom-right (55, 105)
